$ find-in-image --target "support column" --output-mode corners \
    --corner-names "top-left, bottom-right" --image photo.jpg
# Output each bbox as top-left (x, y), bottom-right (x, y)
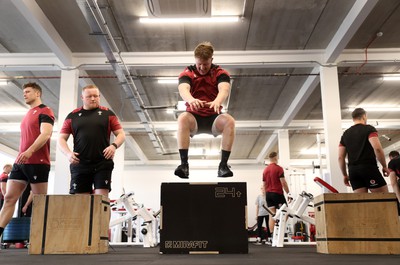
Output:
top-left (278, 130), bottom-right (290, 172)
top-left (278, 130), bottom-right (291, 191)
top-left (50, 69), bottom-right (79, 194)
top-left (320, 66), bottom-right (346, 192)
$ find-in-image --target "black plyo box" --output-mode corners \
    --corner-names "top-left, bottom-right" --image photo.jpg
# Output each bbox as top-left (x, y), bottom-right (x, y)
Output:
top-left (160, 182), bottom-right (248, 254)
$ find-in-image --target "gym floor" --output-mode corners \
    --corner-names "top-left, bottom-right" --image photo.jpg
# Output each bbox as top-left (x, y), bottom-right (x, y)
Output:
top-left (1, 244), bottom-right (399, 265)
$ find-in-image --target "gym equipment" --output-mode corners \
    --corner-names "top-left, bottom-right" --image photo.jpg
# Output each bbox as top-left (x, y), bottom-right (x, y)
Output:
top-left (160, 182), bottom-right (248, 254)
top-left (269, 191), bottom-right (315, 247)
top-left (1, 217), bottom-right (30, 248)
top-left (315, 193), bottom-right (400, 254)
top-left (314, 177), bottom-right (339, 193)
top-left (109, 192), bottom-right (157, 248)
top-left (29, 195), bottom-right (109, 255)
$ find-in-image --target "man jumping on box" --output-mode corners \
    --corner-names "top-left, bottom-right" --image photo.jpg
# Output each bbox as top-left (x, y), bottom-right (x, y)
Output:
top-left (174, 41), bottom-right (236, 179)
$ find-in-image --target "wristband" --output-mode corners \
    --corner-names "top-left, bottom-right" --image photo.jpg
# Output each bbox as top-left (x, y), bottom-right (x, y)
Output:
top-left (111, 143), bottom-right (118, 149)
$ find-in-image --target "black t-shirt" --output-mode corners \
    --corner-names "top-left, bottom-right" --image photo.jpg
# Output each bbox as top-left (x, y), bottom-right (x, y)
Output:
top-left (339, 124), bottom-right (378, 166)
top-left (389, 158), bottom-right (400, 177)
top-left (60, 106), bottom-right (122, 164)
top-left (388, 158), bottom-right (400, 187)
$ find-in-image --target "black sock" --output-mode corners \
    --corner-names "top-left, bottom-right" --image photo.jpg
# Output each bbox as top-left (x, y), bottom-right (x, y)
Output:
top-left (220, 150), bottom-right (231, 165)
top-left (0, 227), bottom-right (4, 237)
top-left (179, 149), bottom-right (189, 164)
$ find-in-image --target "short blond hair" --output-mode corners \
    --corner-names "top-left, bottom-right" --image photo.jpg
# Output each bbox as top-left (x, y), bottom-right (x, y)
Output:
top-left (194, 41), bottom-right (214, 60)
top-left (82, 84), bottom-right (99, 92)
top-left (3, 164), bottom-right (12, 170)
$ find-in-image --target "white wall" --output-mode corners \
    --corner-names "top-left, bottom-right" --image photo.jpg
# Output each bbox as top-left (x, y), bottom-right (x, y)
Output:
top-left (117, 164), bottom-right (327, 225)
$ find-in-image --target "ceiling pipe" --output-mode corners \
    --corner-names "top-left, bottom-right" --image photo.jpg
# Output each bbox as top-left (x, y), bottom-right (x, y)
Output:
top-left (3, 71), bottom-right (400, 81)
top-left (76, 0), bottom-right (166, 154)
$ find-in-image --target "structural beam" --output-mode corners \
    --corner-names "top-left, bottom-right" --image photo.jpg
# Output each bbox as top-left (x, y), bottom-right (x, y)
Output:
top-left (1, 48), bottom-right (400, 72)
top-left (255, 0), bottom-right (380, 162)
top-left (11, 0), bottom-right (73, 66)
top-left (325, 0), bottom-right (379, 63)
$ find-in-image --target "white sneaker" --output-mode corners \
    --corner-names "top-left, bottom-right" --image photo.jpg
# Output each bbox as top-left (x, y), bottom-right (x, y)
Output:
top-left (253, 237), bottom-right (262, 245)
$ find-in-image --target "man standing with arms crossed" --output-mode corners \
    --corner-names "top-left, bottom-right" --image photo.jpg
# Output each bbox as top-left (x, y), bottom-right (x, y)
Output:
top-left (58, 84), bottom-right (125, 197)
top-left (0, 82), bottom-right (54, 239)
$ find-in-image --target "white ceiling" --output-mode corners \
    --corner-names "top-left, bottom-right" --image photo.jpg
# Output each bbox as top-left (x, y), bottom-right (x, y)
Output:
top-left (1, 0), bottom-right (400, 166)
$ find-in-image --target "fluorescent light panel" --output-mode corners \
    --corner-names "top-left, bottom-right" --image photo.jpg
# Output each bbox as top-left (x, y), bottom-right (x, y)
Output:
top-left (177, 101), bottom-right (186, 111)
top-left (0, 109), bottom-right (27, 116)
top-left (0, 80), bottom-right (9, 86)
top-left (348, 105), bottom-right (400, 112)
top-left (192, 133), bottom-right (222, 139)
top-left (157, 79), bottom-right (178, 84)
top-left (140, 16), bottom-right (239, 24)
top-left (383, 76), bottom-right (400, 81)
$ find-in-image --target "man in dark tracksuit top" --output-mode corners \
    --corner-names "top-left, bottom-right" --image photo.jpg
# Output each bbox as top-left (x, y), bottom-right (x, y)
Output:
top-left (338, 107), bottom-right (388, 193)
top-left (58, 84), bottom-right (125, 198)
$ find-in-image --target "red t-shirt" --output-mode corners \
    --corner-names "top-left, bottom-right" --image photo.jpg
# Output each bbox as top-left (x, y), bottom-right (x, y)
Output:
top-left (262, 163), bottom-right (285, 194)
top-left (178, 64), bottom-right (230, 117)
top-left (18, 104), bottom-right (55, 165)
top-left (0, 172), bottom-right (8, 181)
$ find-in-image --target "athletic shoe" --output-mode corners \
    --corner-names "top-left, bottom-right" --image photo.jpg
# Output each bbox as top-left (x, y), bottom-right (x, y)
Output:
top-left (174, 163), bottom-right (189, 179)
top-left (217, 163), bottom-right (233, 178)
top-left (253, 238), bottom-right (262, 245)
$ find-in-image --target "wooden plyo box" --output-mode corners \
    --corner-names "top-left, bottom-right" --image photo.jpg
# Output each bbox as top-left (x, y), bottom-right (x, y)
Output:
top-left (29, 195), bottom-right (110, 254)
top-left (160, 182), bottom-right (248, 254)
top-left (314, 193), bottom-right (400, 254)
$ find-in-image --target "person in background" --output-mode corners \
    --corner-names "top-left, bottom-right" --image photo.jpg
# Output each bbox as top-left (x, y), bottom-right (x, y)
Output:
top-left (0, 164), bottom-right (12, 209)
top-left (388, 150), bottom-right (400, 204)
top-left (263, 151), bottom-right (292, 236)
top-left (0, 82), bottom-right (54, 239)
top-left (338, 107), bottom-right (388, 193)
top-left (254, 185), bottom-right (271, 245)
top-left (58, 84), bottom-right (125, 198)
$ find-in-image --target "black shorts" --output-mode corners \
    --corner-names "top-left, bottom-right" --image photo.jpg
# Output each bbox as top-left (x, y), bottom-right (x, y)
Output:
top-left (8, 164), bottom-right (50, 183)
top-left (266, 192), bottom-right (287, 209)
top-left (69, 160), bottom-right (114, 194)
top-left (0, 178), bottom-right (7, 183)
top-left (348, 164), bottom-right (387, 190)
top-left (191, 113), bottom-right (219, 136)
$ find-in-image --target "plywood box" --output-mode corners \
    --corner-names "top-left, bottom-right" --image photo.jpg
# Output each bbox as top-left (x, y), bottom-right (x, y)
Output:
top-left (29, 195), bottom-right (110, 254)
top-left (314, 193), bottom-right (400, 254)
top-left (160, 182), bottom-right (248, 254)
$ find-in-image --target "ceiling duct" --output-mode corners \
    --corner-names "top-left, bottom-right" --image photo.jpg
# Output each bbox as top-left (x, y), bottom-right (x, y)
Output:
top-left (145, 0), bottom-right (211, 18)
top-left (76, 0), bottom-right (166, 155)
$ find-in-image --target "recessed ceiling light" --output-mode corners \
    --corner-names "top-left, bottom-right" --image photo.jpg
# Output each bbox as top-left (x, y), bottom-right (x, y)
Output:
top-left (157, 79), bottom-right (178, 84)
top-left (383, 76), bottom-right (400, 81)
top-left (139, 16), bottom-right (240, 24)
top-left (348, 105), bottom-right (400, 112)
